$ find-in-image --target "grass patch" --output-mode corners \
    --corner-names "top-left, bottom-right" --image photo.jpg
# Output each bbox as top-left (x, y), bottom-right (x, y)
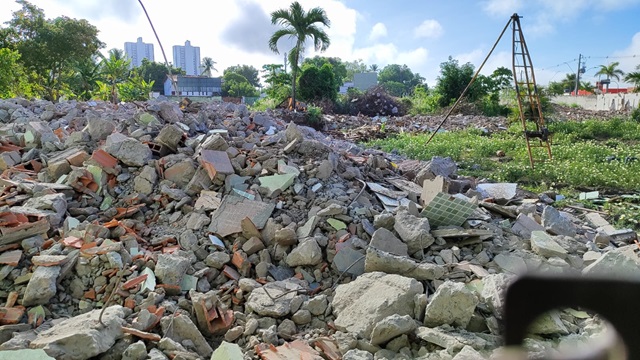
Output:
top-left (366, 118), bottom-right (640, 229)
top-left (367, 118), bottom-right (640, 192)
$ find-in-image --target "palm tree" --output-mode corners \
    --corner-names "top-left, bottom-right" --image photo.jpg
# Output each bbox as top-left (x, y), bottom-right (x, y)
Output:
top-left (99, 51), bottom-right (130, 103)
top-left (595, 61), bottom-right (625, 93)
top-left (108, 48), bottom-right (125, 61)
top-left (201, 57), bottom-right (217, 77)
top-left (269, 2), bottom-right (330, 110)
top-left (369, 64), bottom-right (379, 72)
top-left (624, 65), bottom-right (640, 92)
top-left (70, 55), bottom-right (103, 100)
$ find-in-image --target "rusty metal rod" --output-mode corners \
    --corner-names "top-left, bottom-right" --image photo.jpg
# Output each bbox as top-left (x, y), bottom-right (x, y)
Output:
top-left (425, 16), bottom-right (513, 145)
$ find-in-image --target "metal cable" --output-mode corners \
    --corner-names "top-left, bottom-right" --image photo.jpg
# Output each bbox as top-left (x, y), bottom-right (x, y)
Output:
top-left (425, 16), bottom-right (513, 145)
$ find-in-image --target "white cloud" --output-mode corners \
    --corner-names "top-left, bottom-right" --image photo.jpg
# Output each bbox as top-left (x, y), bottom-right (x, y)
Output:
top-left (368, 22), bottom-right (387, 41)
top-left (414, 20), bottom-right (444, 39)
top-left (482, 0), bottom-right (524, 17)
top-left (608, 32), bottom-right (640, 87)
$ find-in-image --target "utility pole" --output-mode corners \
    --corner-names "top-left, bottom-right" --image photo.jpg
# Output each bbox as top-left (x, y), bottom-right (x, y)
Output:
top-left (284, 52), bottom-right (288, 73)
top-left (574, 54), bottom-right (581, 97)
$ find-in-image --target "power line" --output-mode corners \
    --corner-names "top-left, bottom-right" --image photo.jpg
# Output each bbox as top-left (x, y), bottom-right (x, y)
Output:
top-left (539, 54), bottom-right (640, 72)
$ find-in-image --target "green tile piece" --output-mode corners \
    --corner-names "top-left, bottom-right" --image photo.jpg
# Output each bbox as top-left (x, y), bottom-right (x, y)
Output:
top-left (259, 173), bottom-right (296, 193)
top-left (421, 192), bottom-right (476, 227)
top-left (211, 341), bottom-right (244, 360)
top-left (327, 218), bottom-right (347, 230)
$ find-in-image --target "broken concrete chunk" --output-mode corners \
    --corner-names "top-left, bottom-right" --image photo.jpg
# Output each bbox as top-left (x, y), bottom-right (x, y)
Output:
top-left (365, 247), bottom-right (444, 280)
top-left (163, 159), bottom-right (196, 188)
top-left (511, 213), bottom-right (544, 239)
top-left (211, 341), bottom-right (243, 360)
top-left (22, 265), bottom-right (60, 306)
top-left (370, 228), bottom-right (408, 256)
top-left (246, 279), bottom-right (304, 317)
top-left (155, 124), bottom-right (183, 151)
top-left (200, 150), bottom-right (234, 179)
top-left (30, 306), bottom-right (126, 360)
top-left (424, 281), bottom-right (478, 328)
top-left (105, 133), bottom-right (152, 167)
top-left (297, 215), bottom-right (319, 239)
top-left (582, 250), bottom-right (640, 279)
top-left (530, 231), bottom-right (568, 259)
top-left (542, 206), bottom-right (576, 237)
top-left (369, 314), bottom-right (417, 346)
top-left (133, 165), bottom-right (157, 195)
top-left (160, 313), bottom-right (213, 358)
top-left (208, 196), bottom-right (275, 237)
top-left (154, 253), bottom-right (190, 286)
top-left (0, 151), bottom-right (21, 171)
top-left (259, 173), bottom-right (296, 194)
top-left (286, 238), bottom-right (323, 267)
top-left (394, 207), bottom-right (434, 254)
top-left (332, 272), bottom-right (423, 339)
top-left (476, 183), bottom-right (517, 200)
top-left (421, 176), bottom-right (449, 206)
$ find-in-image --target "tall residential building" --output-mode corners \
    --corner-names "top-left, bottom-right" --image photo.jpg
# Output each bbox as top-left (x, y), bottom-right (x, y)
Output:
top-left (172, 40), bottom-right (201, 76)
top-left (124, 37), bottom-right (154, 68)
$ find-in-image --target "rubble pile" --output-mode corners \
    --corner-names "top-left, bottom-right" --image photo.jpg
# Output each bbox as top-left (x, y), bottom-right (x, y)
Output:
top-left (0, 97), bottom-right (637, 359)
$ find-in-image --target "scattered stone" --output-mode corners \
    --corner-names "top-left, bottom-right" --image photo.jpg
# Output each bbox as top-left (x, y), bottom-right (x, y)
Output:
top-left (424, 281), bottom-right (478, 328)
top-left (393, 207), bottom-right (434, 255)
top-left (30, 306), bottom-right (127, 360)
top-left (364, 247), bottom-right (444, 280)
top-left (286, 239), bottom-right (323, 267)
top-left (370, 228), bottom-right (408, 256)
top-left (155, 253), bottom-right (190, 286)
top-left (542, 206), bottom-right (577, 237)
top-left (105, 133), bottom-right (152, 167)
top-left (22, 266), bottom-right (60, 306)
top-left (530, 231), bottom-right (568, 259)
top-left (369, 314), bottom-right (417, 346)
top-left (160, 313), bottom-right (213, 358)
top-left (332, 272), bottom-right (423, 338)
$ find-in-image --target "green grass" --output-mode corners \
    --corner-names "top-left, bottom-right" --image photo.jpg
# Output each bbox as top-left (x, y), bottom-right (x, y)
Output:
top-left (366, 118), bottom-right (640, 229)
top-left (368, 118), bottom-right (640, 191)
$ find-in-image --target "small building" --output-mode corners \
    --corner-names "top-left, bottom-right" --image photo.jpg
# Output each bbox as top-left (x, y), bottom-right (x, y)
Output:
top-left (353, 72), bottom-right (378, 91)
top-left (164, 75), bottom-right (222, 97)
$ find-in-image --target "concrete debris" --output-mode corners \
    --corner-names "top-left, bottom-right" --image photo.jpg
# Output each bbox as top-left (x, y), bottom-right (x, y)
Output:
top-left (0, 97), bottom-right (632, 358)
top-left (424, 281), bottom-right (478, 328)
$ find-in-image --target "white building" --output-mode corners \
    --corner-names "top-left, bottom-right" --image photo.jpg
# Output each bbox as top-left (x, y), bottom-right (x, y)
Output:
top-left (124, 37), bottom-right (154, 68)
top-left (172, 40), bottom-right (201, 76)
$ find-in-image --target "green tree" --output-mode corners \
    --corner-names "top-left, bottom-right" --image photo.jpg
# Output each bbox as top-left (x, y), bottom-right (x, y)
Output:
top-left (369, 64), bottom-right (379, 72)
top-left (224, 65), bottom-right (259, 87)
top-left (65, 55), bottom-right (102, 100)
top-left (261, 64), bottom-right (291, 101)
top-left (303, 56), bottom-right (347, 83)
top-left (201, 57), bottom-right (217, 77)
top-left (624, 65), bottom-right (640, 92)
top-left (378, 64), bottom-right (425, 97)
top-left (344, 59), bottom-right (368, 81)
top-left (595, 61), bottom-right (625, 93)
top-left (137, 58), bottom-right (184, 93)
top-left (98, 49), bottom-right (130, 103)
top-left (222, 72), bottom-right (258, 97)
top-left (434, 57), bottom-right (486, 107)
top-left (269, 1), bottom-right (331, 109)
top-left (0, 48), bottom-right (35, 98)
top-left (118, 73), bottom-right (154, 102)
top-left (3, 0), bottom-right (104, 101)
top-left (488, 66), bottom-right (513, 92)
top-left (298, 63), bottom-right (337, 102)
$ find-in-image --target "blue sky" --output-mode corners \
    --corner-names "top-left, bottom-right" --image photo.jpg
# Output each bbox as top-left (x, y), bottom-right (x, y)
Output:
top-left (3, 0), bottom-right (640, 87)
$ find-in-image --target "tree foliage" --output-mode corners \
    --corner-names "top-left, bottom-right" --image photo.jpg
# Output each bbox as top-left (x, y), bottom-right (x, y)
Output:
top-left (625, 65), bottom-right (640, 92)
top-left (298, 63), bottom-right (337, 102)
top-left (303, 56), bottom-right (346, 84)
top-left (201, 57), bottom-right (217, 77)
top-left (0, 48), bottom-right (36, 98)
top-left (137, 59), bottom-right (184, 93)
top-left (269, 1), bottom-right (331, 107)
top-left (378, 64), bottom-right (425, 97)
top-left (222, 72), bottom-right (258, 97)
top-left (99, 49), bottom-right (130, 103)
top-left (595, 62), bottom-right (625, 92)
top-left (223, 64), bottom-right (259, 87)
top-left (434, 57), bottom-right (486, 107)
top-left (3, 0), bottom-right (104, 101)
top-left (344, 59), bottom-right (368, 81)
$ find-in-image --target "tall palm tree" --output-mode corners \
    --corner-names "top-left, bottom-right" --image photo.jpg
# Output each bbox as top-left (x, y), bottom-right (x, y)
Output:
top-left (369, 64), bottom-right (379, 72)
top-left (595, 61), bottom-right (625, 93)
top-left (201, 57), bottom-right (217, 77)
top-left (269, 2), bottom-right (330, 110)
top-left (71, 55), bottom-right (103, 100)
top-left (624, 65), bottom-right (640, 92)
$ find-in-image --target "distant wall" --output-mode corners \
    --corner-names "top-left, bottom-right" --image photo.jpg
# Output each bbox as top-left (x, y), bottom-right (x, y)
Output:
top-left (551, 93), bottom-right (640, 111)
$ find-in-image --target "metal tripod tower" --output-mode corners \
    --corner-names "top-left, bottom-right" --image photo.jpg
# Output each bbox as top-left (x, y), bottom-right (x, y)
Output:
top-left (425, 13), bottom-right (552, 169)
top-left (511, 14), bottom-right (552, 168)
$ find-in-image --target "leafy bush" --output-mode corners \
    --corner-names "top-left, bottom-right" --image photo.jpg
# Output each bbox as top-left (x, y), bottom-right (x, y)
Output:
top-left (409, 86), bottom-right (441, 115)
top-left (631, 107), bottom-right (640, 122)
top-left (305, 106), bottom-right (323, 127)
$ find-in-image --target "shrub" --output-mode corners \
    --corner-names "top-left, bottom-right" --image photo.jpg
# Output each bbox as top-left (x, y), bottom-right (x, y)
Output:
top-left (631, 107), bottom-right (640, 122)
